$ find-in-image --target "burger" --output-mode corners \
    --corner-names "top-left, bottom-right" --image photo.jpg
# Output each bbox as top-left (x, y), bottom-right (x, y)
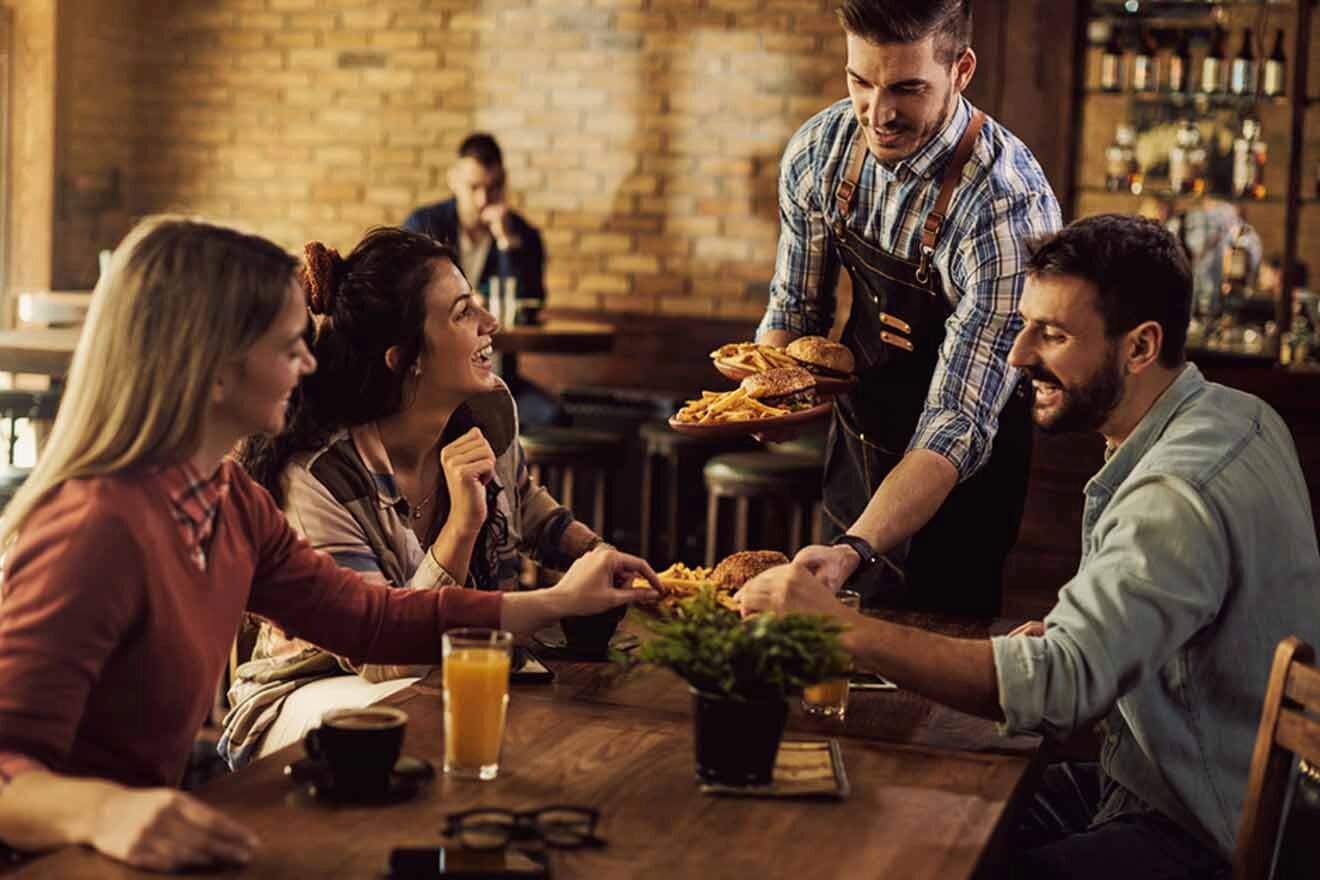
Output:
top-left (786, 336), bottom-right (855, 379)
top-left (740, 366), bottom-right (818, 412)
top-left (712, 550), bottom-right (791, 591)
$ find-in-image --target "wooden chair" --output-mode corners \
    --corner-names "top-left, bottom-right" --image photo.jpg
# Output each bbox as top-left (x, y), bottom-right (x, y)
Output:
top-left (1234, 636), bottom-right (1320, 879)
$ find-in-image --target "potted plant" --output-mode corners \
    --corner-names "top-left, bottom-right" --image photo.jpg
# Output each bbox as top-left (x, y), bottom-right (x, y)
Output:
top-left (623, 588), bottom-right (850, 786)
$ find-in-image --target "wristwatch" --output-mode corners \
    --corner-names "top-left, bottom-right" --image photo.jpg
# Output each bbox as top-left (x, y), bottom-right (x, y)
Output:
top-left (830, 534), bottom-right (879, 571)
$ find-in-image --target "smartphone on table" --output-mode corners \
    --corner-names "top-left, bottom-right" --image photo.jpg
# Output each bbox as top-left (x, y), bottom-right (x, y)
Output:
top-left (387, 847), bottom-right (547, 879)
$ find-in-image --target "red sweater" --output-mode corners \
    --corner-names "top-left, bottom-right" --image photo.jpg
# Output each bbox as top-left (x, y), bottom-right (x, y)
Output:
top-left (0, 462), bottom-right (501, 788)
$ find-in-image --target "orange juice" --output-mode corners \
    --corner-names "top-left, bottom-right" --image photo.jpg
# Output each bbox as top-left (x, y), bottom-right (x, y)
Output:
top-left (442, 643), bottom-right (511, 780)
top-left (803, 677), bottom-right (849, 717)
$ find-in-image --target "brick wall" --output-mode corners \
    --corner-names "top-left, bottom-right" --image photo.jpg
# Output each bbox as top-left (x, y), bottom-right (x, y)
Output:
top-left (53, 0), bottom-right (848, 320)
top-left (53, 0), bottom-right (144, 289)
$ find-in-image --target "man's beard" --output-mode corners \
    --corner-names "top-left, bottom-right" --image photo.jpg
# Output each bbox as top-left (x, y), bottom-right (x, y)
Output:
top-left (865, 81), bottom-right (958, 167)
top-left (1027, 344), bottom-right (1125, 435)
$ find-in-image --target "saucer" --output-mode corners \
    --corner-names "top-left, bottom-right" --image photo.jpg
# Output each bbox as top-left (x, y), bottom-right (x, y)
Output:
top-left (285, 755), bottom-right (434, 805)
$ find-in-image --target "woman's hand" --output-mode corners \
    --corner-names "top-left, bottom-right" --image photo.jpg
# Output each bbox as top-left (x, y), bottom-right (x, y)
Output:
top-left (498, 547), bottom-right (660, 636)
top-left (440, 427), bottom-right (496, 537)
top-left (87, 785), bottom-right (260, 871)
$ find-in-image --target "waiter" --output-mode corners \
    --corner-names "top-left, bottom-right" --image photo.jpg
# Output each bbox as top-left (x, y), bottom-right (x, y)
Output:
top-left (759, 0), bottom-right (1061, 615)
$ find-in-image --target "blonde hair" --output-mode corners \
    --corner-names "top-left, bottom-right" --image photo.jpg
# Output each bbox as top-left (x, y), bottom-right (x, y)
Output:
top-left (0, 216), bottom-right (298, 553)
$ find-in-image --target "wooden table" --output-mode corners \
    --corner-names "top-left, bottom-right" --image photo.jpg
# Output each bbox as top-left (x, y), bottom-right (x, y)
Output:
top-left (0, 328), bottom-right (81, 376)
top-left (10, 617), bottom-right (1041, 879)
top-left (492, 320), bottom-right (614, 391)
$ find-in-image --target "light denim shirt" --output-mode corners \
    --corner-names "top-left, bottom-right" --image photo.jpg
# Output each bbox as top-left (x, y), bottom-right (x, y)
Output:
top-left (993, 364), bottom-right (1320, 856)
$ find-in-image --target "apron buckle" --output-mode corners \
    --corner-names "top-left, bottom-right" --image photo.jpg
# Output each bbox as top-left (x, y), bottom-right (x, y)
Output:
top-left (915, 245), bottom-right (933, 285)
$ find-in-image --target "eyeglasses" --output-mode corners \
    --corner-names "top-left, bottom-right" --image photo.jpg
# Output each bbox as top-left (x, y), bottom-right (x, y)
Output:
top-left (442, 806), bottom-right (603, 850)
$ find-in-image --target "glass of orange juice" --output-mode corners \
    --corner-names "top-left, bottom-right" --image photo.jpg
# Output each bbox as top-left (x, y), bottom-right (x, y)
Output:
top-left (802, 590), bottom-right (861, 719)
top-left (442, 628), bottom-right (513, 780)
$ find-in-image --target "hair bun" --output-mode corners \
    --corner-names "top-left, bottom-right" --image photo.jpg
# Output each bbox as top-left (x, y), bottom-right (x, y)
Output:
top-left (303, 241), bottom-right (343, 315)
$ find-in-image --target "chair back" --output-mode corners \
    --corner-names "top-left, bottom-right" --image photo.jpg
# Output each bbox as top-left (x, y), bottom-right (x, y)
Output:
top-left (1234, 637), bottom-right (1320, 879)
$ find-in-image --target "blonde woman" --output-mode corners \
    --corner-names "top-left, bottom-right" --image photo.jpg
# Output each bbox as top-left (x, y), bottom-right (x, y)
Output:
top-left (0, 217), bottom-right (657, 873)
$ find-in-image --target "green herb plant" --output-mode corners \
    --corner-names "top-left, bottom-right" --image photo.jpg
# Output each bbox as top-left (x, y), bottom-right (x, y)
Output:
top-left (623, 587), bottom-right (852, 703)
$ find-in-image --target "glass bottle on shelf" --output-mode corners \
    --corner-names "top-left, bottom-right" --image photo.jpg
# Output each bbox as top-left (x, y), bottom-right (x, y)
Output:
top-left (1230, 29), bottom-right (1257, 97)
top-left (1169, 121), bottom-right (1194, 195)
top-left (1262, 28), bottom-right (1287, 98)
top-left (1201, 27), bottom-right (1226, 95)
top-left (1233, 119), bottom-right (1268, 200)
top-left (1168, 31), bottom-right (1192, 95)
top-left (1105, 124), bottom-right (1140, 194)
top-left (1132, 30), bottom-right (1157, 95)
top-left (1187, 124), bottom-right (1208, 196)
top-left (1101, 28), bottom-right (1124, 93)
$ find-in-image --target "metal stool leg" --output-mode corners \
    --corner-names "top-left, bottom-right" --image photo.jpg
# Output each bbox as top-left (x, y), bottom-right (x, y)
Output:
top-left (705, 491), bottom-right (720, 568)
top-left (591, 467), bottom-right (607, 538)
top-left (664, 451), bottom-right (681, 565)
top-left (732, 496), bottom-right (750, 553)
top-left (639, 451), bottom-right (655, 560)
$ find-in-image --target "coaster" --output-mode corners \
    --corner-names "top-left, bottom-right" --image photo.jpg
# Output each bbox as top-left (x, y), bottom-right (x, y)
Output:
top-left (285, 755), bottom-right (434, 805)
top-left (699, 740), bottom-right (850, 799)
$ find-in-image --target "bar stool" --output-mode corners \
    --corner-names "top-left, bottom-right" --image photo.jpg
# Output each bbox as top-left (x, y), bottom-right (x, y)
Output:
top-left (520, 427), bottom-right (623, 538)
top-left (638, 422), bottom-right (751, 567)
top-left (702, 451), bottom-right (823, 567)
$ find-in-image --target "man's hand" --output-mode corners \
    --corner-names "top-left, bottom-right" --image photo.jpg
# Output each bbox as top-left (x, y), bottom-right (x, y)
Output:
top-left (1007, 620), bottom-right (1044, 638)
top-left (791, 543), bottom-right (860, 591)
top-left (88, 785), bottom-right (260, 872)
top-left (478, 203), bottom-right (516, 249)
top-left (736, 562), bottom-right (862, 624)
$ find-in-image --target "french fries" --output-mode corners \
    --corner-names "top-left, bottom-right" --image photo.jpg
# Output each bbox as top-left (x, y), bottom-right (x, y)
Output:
top-left (673, 386), bottom-right (790, 424)
top-left (632, 562), bottom-right (740, 613)
top-left (710, 341), bottom-right (800, 374)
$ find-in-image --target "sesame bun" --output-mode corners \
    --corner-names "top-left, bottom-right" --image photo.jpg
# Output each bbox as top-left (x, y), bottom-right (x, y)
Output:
top-left (711, 550), bottom-right (791, 590)
top-left (786, 336), bottom-right (855, 378)
top-left (740, 366), bottom-right (815, 400)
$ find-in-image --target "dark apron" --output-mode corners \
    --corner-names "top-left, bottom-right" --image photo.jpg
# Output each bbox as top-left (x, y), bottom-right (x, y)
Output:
top-left (821, 112), bottom-right (1032, 617)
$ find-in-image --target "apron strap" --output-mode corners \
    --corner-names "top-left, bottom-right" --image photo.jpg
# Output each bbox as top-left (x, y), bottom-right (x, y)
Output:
top-left (833, 127), bottom-right (869, 236)
top-left (917, 109), bottom-right (985, 284)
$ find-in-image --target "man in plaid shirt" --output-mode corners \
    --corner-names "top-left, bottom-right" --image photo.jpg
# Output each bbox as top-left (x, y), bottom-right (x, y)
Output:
top-left (759, 0), bottom-right (1061, 613)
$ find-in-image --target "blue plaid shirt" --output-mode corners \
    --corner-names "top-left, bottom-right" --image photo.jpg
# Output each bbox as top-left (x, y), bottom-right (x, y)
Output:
top-left (758, 98), bottom-right (1061, 480)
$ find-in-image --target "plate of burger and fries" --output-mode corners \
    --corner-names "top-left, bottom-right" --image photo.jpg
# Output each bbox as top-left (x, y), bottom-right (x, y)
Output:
top-left (711, 336), bottom-right (858, 393)
top-left (632, 551), bottom-right (790, 615)
top-left (669, 337), bottom-right (855, 438)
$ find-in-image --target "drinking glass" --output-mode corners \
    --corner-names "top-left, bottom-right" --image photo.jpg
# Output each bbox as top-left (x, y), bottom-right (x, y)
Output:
top-left (802, 590), bottom-right (861, 719)
top-left (442, 628), bottom-right (513, 780)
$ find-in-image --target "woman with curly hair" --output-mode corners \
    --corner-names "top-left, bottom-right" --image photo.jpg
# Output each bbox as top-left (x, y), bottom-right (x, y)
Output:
top-left (220, 227), bottom-right (609, 765)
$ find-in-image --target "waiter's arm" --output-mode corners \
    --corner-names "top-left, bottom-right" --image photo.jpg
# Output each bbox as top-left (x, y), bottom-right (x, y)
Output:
top-left (849, 449), bottom-right (958, 552)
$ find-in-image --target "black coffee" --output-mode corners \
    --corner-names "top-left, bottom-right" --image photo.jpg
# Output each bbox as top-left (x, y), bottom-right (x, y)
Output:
top-left (305, 707), bottom-right (408, 799)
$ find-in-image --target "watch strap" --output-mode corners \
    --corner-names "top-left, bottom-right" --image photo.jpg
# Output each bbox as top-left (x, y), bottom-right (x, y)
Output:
top-left (830, 534), bottom-right (879, 568)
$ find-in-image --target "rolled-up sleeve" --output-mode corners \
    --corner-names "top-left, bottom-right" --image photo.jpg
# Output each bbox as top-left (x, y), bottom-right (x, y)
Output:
top-left (910, 191), bottom-right (1060, 479)
top-left (993, 474), bottom-right (1229, 738)
top-left (757, 126), bottom-right (837, 341)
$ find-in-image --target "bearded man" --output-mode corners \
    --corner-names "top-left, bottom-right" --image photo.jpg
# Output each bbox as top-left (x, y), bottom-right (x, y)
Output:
top-left (740, 214), bottom-right (1320, 878)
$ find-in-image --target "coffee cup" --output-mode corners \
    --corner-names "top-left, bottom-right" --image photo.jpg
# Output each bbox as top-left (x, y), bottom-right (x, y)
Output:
top-left (303, 706), bottom-right (407, 799)
top-left (560, 604), bottom-right (627, 659)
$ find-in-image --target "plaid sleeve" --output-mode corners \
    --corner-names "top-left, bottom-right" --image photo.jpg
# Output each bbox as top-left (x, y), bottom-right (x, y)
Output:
top-left (909, 190), bottom-right (1061, 479)
top-left (757, 123), bottom-right (837, 341)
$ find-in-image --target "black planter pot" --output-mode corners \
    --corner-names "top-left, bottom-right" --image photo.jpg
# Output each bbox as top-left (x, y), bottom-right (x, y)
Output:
top-left (690, 688), bottom-right (788, 786)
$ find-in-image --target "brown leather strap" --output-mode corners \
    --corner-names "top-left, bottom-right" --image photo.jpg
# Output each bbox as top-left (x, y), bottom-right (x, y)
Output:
top-left (919, 110), bottom-right (985, 258)
top-left (833, 128), bottom-right (869, 233)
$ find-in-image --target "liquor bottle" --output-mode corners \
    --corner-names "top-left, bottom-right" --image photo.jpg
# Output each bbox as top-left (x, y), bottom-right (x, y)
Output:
top-left (1232, 119), bottom-right (1267, 200)
top-left (1100, 28), bottom-right (1124, 92)
top-left (1105, 125), bottom-right (1134, 192)
top-left (1230, 29), bottom-right (1257, 96)
top-left (1187, 125), bottom-right (1208, 196)
top-left (1168, 32), bottom-right (1192, 94)
top-left (1201, 28), bottom-right (1226, 95)
top-left (1132, 30), bottom-right (1157, 94)
top-left (1262, 28), bottom-right (1287, 98)
top-left (1168, 121), bottom-right (1194, 194)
